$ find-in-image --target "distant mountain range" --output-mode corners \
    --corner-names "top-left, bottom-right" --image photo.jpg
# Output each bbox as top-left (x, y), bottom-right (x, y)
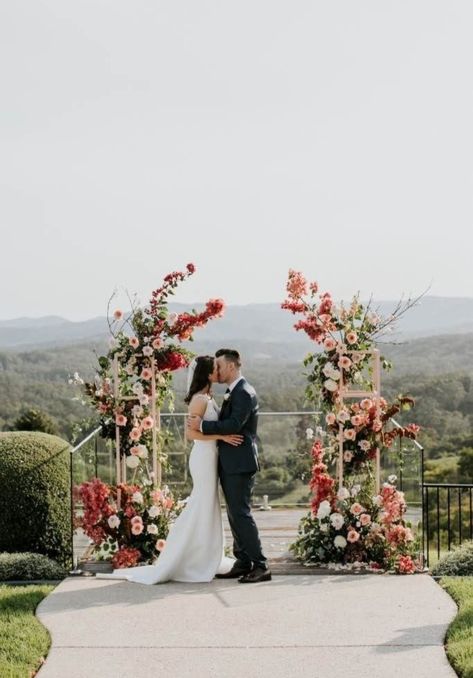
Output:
top-left (0, 296), bottom-right (472, 352)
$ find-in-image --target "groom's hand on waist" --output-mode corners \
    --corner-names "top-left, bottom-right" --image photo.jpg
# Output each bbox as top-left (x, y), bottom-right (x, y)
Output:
top-left (187, 415), bottom-right (202, 432)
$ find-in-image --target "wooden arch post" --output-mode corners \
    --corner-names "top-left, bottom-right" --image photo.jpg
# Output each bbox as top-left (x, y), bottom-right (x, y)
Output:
top-left (113, 354), bottom-right (162, 508)
top-left (337, 348), bottom-right (381, 494)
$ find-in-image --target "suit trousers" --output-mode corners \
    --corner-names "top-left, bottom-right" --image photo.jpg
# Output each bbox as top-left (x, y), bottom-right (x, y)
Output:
top-left (219, 467), bottom-right (267, 570)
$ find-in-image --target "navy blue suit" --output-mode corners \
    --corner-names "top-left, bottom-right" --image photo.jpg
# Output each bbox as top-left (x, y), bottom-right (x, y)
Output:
top-left (201, 378), bottom-right (267, 569)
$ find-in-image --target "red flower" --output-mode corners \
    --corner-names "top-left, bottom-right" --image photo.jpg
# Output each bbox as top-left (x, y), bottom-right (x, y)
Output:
top-left (308, 440), bottom-right (335, 515)
top-left (112, 547), bottom-right (141, 569)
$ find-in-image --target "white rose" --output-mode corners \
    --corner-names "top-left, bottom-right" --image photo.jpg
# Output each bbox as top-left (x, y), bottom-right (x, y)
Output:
top-left (322, 363), bottom-right (334, 378)
top-left (107, 514), bottom-right (120, 529)
top-left (132, 491), bottom-right (144, 504)
top-left (324, 379), bottom-right (338, 392)
top-left (147, 524), bottom-right (158, 535)
top-left (137, 445), bottom-right (148, 459)
top-left (337, 409), bottom-right (350, 423)
top-left (148, 505), bottom-right (160, 518)
top-left (372, 494), bottom-right (383, 506)
top-left (334, 535), bottom-right (347, 549)
top-left (140, 394), bottom-right (150, 406)
top-left (126, 455), bottom-right (140, 469)
top-left (319, 523), bottom-right (329, 533)
top-left (388, 474), bottom-right (397, 484)
top-left (337, 486), bottom-right (350, 501)
top-left (142, 346), bottom-right (153, 357)
top-left (306, 428), bottom-right (314, 440)
top-left (330, 512), bottom-right (344, 530)
top-left (351, 484), bottom-right (361, 497)
top-left (132, 382), bottom-right (144, 395)
top-left (316, 500), bottom-right (331, 520)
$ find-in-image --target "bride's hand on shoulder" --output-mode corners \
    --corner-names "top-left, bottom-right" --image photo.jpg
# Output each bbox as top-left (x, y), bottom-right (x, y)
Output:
top-left (221, 434), bottom-right (244, 446)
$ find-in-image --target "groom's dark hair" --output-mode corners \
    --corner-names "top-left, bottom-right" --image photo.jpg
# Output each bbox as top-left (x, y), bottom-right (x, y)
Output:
top-left (216, 348), bottom-right (241, 368)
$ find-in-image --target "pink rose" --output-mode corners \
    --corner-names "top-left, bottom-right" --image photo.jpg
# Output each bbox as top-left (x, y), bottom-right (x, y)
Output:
top-left (130, 446), bottom-right (140, 456)
top-left (325, 412), bottom-right (336, 426)
top-left (142, 416), bottom-right (154, 430)
top-left (113, 309), bottom-right (123, 320)
top-left (131, 515), bottom-right (142, 525)
top-left (156, 539), bottom-right (166, 552)
top-left (115, 414), bottom-right (127, 427)
top-left (347, 529), bottom-right (360, 543)
top-left (338, 356), bottom-right (352, 370)
top-left (360, 398), bottom-right (373, 410)
top-left (140, 368), bottom-right (153, 380)
top-left (360, 513), bottom-right (371, 527)
top-left (323, 337), bottom-right (337, 351)
top-left (129, 427), bottom-right (141, 441)
top-left (372, 419), bottom-right (382, 432)
top-left (152, 337), bottom-right (162, 349)
top-left (344, 428), bottom-right (356, 441)
top-left (351, 415), bottom-right (363, 427)
top-left (346, 331), bottom-right (358, 344)
top-left (129, 336), bottom-right (139, 348)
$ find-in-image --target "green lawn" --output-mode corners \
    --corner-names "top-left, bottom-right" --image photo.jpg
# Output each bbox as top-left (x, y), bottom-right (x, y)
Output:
top-left (0, 585), bottom-right (54, 678)
top-left (441, 577), bottom-right (473, 678)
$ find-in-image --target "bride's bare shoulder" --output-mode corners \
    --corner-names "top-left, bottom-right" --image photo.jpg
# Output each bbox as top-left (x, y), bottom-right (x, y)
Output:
top-left (188, 393), bottom-right (210, 414)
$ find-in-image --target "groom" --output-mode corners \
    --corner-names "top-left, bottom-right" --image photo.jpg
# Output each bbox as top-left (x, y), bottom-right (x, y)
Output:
top-left (188, 348), bottom-right (271, 583)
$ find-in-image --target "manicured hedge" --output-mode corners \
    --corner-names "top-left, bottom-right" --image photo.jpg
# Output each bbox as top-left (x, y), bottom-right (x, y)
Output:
top-left (0, 432), bottom-right (71, 567)
top-left (0, 552), bottom-right (66, 581)
top-left (431, 541), bottom-right (473, 576)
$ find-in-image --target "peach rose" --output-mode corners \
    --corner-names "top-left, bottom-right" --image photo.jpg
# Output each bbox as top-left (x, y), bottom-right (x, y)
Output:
top-left (129, 427), bottom-right (141, 441)
top-left (346, 331), bottom-right (358, 344)
top-left (325, 412), bottom-right (336, 426)
top-left (350, 502), bottom-right (364, 515)
top-left (113, 309), bottom-right (123, 320)
top-left (323, 337), bottom-right (337, 351)
top-left (131, 521), bottom-right (144, 536)
top-left (360, 513), bottom-right (371, 527)
top-left (343, 450), bottom-right (353, 462)
top-left (129, 336), bottom-right (139, 348)
top-left (115, 414), bottom-right (127, 427)
top-left (130, 446), bottom-right (141, 456)
top-left (360, 398), bottom-right (373, 410)
top-left (344, 429), bottom-right (356, 441)
top-left (351, 415), bottom-right (363, 427)
top-left (142, 416), bottom-right (154, 430)
top-left (338, 356), bottom-right (352, 370)
top-left (347, 529), bottom-right (360, 543)
top-left (152, 337), bottom-right (162, 349)
top-left (156, 539), bottom-right (166, 552)
top-left (140, 368), bottom-right (153, 380)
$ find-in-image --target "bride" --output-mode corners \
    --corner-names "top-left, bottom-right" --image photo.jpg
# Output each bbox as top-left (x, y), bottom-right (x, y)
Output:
top-left (96, 355), bottom-right (241, 585)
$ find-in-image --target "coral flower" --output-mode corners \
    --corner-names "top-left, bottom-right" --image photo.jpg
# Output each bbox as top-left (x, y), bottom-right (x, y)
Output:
top-left (115, 414), bottom-right (127, 426)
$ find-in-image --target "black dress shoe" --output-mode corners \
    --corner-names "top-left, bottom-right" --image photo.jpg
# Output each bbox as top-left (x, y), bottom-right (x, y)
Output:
top-left (238, 566), bottom-right (272, 583)
top-left (215, 563), bottom-right (252, 579)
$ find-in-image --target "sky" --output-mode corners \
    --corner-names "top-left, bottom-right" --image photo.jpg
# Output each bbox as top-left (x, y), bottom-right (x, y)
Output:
top-left (1, 1), bottom-right (472, 320)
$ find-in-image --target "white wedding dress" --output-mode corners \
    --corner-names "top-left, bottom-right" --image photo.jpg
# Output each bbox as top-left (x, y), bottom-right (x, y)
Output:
top-left (97, 396), bottom-right (235, 585)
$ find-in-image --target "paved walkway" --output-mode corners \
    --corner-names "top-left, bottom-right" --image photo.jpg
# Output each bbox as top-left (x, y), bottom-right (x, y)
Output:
top-left (37, 574), bottom-right (457, 678)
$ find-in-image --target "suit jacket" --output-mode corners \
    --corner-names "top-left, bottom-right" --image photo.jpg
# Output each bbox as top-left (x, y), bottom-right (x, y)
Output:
top-left (201, 378), bottom-right (260, 474)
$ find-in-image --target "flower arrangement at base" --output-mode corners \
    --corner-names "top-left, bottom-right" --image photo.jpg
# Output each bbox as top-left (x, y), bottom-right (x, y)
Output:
top-left (79, 478), bottom-right (183, 566)
top-left (71, 264), bottom-right (225, 563)
top-left (283, 270), bottom-right (423, 573)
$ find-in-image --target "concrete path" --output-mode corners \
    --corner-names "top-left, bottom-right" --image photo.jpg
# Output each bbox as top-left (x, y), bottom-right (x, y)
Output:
top-left (37, 574), bottom-right (457, 678)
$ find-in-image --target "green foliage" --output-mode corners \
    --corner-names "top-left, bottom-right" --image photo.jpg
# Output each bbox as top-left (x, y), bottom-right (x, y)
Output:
top-left (431, 541), bottom-right (473, 576)
top-left (0, 584), bottom-right (53, 678)
top-left (13, 407), bottom-right (58, 435)
top-left (0, 432), bottom-right (72, 567)
top-left (441, 577), bottom-right (473, 678)
top-left (458, 448), bottom-right (473, 482)
top-left (0, 553), bottom-right (66, 581)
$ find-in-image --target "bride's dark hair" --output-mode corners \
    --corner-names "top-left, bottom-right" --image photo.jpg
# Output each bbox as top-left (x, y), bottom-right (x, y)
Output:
top-left (184, 355), bottom-right (215, 404)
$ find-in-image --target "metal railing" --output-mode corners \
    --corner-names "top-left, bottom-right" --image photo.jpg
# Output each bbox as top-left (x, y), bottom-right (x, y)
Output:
top-left (422, 483), bottom-right (473, 567)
